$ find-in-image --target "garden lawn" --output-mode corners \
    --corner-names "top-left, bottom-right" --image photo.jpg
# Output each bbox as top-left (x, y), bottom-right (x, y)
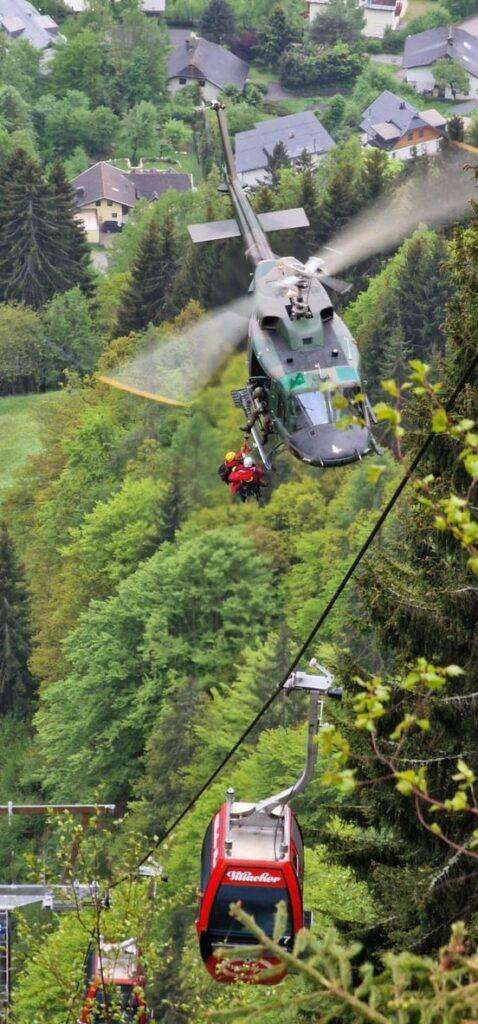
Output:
top-left (0, 392), bottom-right (58, 502)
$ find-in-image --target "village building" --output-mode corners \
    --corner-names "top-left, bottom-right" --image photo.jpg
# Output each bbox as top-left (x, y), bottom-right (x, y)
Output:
top-left (72, 162), bottom-right (193, 244)
top-left (360, 90), bottom-right (447, 159)
top-left (307, 0), bottom-right (404, 39)
top-left (168, 33), bottom-right (249, 100)
top-left (403, 26), bottom-right (478, 98)
top-left (0, 0), bottom-right (59, 50)
top-left (234, 111), bottom-right (335, 187)
top-left (62, 0), bottom-right (165, 14)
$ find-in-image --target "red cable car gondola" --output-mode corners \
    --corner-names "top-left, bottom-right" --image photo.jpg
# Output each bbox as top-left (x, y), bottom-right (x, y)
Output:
top-left (196, 665), bottom-right (342, 984)
top-left (78, 939), bottom-right (148, 1023)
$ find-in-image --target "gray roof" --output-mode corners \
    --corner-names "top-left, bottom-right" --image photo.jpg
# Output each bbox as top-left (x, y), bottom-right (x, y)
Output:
top-left (234, 111), bottom-right (335, 173)
top-left (168, 34), bottom-right (249, 91)
top-left (72, 162), bottom-right (192, 208)
top-left (403, 25), bottom-right (478, 77)
top-left (129, 169), bottom-right (192, 198)
top-left (360, 89), bottom-right (427, 141)
top-left (73, 162), bottom-right (137, 208)
top-left (0, 0), bottom-right (59, 48)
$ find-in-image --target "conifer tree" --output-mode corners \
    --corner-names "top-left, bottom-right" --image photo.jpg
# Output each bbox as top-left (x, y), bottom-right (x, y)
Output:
top-left (48, 161), bottom-right (93, 298)
top-left (361, 146), bottom-right (389, 201)
top-left (0, 523), bottom-right (32, 716)
top-left (0, 150), bottom-right (90, 308)
top-left (199, 0), bottom-right (236, 44)
top-left (264, 141), bottom-right (291, 188)
top-left (258, 5), bottom-right (298, 64)
top-left (117, 214), bottom-right (179, 335)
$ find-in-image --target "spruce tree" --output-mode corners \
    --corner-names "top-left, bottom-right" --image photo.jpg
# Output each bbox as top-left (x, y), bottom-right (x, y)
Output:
top-left (48, 161), bottom-right (93, 298)
top-left (0, 523), bottom-right (32, 716)
top-left (199, 0), bottom-right (236, 44)
top-left (259, 6), bottom-right (298, 64)
top-left (264, 141), bottom-right (291, 188)
top-left (0, 150), bottom-right (90, 309)
top-left (117, 214), bottom-right (179, 335)
top-left (361, 146), bottom-right (389, 201)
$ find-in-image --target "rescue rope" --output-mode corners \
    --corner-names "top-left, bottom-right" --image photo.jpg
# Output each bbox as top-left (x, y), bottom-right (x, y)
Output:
top-left (109, 344), bottom-right (478, 891)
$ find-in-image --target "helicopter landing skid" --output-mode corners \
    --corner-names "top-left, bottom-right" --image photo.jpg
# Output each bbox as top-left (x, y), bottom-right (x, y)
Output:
top-left (231, 388), bottom-right (272, 472)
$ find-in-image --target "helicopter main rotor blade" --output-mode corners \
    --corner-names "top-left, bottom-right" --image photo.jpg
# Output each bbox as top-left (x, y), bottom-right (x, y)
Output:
top-left (313, 148), bottom-right (478, 278)
top-left (96, 376), bottom-right (188, 407)
top-left (317, 274), bottom-right (352, 295)
top-left (98, 296), bottom-right (252, 407)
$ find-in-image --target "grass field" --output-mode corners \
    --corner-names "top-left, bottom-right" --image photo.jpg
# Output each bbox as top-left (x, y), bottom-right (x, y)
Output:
top-left (0, 392), bottom-right (58, 503)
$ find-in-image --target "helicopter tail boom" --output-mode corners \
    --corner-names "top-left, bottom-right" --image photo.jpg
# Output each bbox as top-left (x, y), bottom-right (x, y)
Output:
top-left (188, 102), bottom-right (309, 266)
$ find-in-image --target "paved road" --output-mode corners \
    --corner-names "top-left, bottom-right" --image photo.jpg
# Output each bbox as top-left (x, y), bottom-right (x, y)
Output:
top-left (459, 13), bottom-right (478, 34)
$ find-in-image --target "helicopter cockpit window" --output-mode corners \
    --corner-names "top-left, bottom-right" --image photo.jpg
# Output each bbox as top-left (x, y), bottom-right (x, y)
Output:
top-left (293, 391), bottom-right (330, 429)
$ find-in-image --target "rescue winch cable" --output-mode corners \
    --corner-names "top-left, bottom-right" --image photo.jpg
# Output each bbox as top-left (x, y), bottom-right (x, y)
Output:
top-left (110, 345), bottom-right (478, 890)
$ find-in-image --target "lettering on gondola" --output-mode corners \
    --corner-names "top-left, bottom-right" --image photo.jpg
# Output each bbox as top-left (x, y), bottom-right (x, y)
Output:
top-left (225, 869), bottom-right (283, 886)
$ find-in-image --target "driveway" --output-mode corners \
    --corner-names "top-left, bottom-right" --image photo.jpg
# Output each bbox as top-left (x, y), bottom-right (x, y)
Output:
top-left (459, 13), bottom-right (478, 35)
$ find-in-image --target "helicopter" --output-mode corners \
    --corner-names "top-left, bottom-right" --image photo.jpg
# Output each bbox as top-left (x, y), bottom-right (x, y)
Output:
top-left (97, 109), bottom-right (474, 470)
top-left (187, 102), bottom-right (378, 470)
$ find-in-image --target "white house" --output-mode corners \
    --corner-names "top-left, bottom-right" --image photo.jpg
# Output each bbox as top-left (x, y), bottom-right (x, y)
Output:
top-left (234, 111), bottom-right (335, 187)
top-left (307, 0), bottom-right (405, 38)
top-left (403, 26), bottom-right (478, 99)
top-left (168, 33), bottom-right (249, 102)
top-left (360, 89), bottom-right (447, 160)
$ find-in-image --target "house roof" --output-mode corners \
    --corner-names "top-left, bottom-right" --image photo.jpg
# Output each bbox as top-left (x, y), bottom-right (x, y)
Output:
top-left (73, 162), bottom-right (137, 208)
top-left (234, 111), bottom-right (335, 173)
top-left (0, 0), bottom-right (59, 48)
top-left (361, 90), bottom-right (425, 137)
top-left (72, 162), bottom-right (193, 208)
top-left (129, 169), bottom-right (193, 198)
top-left (372, 121), bottom-right (402, 140)
top-left (168, 34), bottom-right (249, 91)
top-left (419, 107), bottom-right (447, 127)
top-left (403, 25), bottom-right (478, 77)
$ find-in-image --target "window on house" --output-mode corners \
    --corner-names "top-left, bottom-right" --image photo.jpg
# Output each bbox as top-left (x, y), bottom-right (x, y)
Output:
top-left (418, 128), bottom-right (425, 137)
top-left (107, 199), bottom-right (113, 206)
top-left (407, 130), bottom-right (414, 140)
top-left (179, 76), bottom-right (186, 83)
top-left (199, 78), bottom-right (205, 86)
top-left (111, 212), bottom-right (118, 218)
top-left (96, 200), bottom-right (101, 206)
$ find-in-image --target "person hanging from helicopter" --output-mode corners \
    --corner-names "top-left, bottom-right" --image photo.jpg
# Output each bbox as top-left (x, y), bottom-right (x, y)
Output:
top-left (217, 446), bottom-right (249, 485)
top-left (241, 386), bottom-right (272, 446)
top-left (228, 455), bottom-right (267, 503)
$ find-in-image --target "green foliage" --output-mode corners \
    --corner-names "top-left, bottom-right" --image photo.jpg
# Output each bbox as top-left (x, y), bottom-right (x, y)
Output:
top-left (117, 213), bottom-right (179, 334)
top-left (0, 305), bottom-right (53, 395)
top-left (309, 0), bottom-right (365, 47)
top-left (433, 57), bottom-right (470, 99)
top-left (41, 287), bottom-right (101, 376)
top-left (0, 151), bottom-right (92, 310)
top-left (199, 0), bottom-right (237, 43)
top-left (119, 100), bottom-right (158, 163)
top-left (280, 41), bottom-right (365, 89)
top-left (346, 229), bottom-right (453, 396)
top-left (257, 5), bottom-right (301, 64)
top-left (0, 523), bottom-right (32, 715)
